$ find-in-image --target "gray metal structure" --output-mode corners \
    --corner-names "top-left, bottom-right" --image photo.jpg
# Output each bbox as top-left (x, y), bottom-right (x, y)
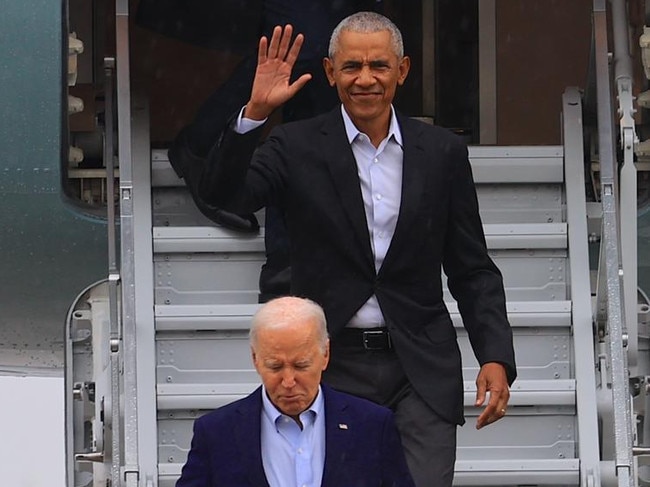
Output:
top-left (61, 1), bottom-right (650, 487)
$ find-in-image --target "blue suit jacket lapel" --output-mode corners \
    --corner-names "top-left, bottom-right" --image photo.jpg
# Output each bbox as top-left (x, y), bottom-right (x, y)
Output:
top-left (234, 387), bottom-right (270, 487)
top-left (321, 386), bottom-right (355, 487)
top-left (238, 386), bottom-right (354, 487)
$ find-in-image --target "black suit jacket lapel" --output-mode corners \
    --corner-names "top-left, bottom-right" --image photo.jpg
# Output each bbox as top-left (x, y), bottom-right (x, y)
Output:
top-left (380, 114), bottom-right (428, 275)
top-left (235, 388), bottom-right (270, 487)
top-left (320, 109), bottom-right (375, 269)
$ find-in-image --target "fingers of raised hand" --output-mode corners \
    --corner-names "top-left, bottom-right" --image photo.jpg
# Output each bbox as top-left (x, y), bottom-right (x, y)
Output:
top-left (266, 25), bottom-right (283, 60)
top-left (276, 25), bottom-right (294, 60)
top-left (265, 25), bottom-right (297, 62)
top-left (258, 35), bottom-right (268, 64)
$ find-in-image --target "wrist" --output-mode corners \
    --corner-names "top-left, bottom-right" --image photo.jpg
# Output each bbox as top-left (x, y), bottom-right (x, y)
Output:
top-left (243, 102), bottom-right (271, 121)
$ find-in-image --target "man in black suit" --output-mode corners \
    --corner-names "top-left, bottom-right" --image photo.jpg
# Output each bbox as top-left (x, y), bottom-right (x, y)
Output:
top-left (197, 12), bottom-right (516, 487)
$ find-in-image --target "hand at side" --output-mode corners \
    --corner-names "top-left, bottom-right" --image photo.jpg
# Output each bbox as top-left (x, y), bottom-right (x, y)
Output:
top-left (475, 362), bottom-right (510, 429)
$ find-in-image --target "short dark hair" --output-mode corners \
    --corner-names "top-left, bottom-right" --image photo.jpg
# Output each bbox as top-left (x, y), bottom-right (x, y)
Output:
top-left (328, 11), bottom-right (404, 59)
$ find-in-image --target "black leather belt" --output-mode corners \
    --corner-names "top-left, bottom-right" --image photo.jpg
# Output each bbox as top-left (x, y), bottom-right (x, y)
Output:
top-left (338, 327), bottom-right (392, 350)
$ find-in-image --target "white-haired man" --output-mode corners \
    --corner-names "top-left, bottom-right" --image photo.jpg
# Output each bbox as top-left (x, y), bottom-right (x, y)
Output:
top-left (177, 296), bottom-right (415, 487)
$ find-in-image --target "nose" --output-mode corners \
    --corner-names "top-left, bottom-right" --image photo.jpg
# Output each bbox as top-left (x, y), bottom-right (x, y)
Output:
top-left (281, 369), bottom-right (296, 388)
top-left (355, 65), bottom-right (375, 87)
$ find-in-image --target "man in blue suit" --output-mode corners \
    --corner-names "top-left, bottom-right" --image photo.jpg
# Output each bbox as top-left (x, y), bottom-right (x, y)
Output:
top-left (176, 296), bottom-right (415, 487)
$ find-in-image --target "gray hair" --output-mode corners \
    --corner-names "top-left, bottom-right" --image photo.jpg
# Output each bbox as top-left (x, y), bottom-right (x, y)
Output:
top-left (328, 11), bottom-right (404, 59)
top-left (249, 296), bottom-right (329, 353)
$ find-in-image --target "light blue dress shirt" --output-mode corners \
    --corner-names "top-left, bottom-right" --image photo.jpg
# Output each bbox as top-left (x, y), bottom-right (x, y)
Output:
top-left (260, 386), bottom-right (326, 487)
top-left (235, 105), bottom-right (404, 328)
top-left (340, 106), bottom-right (403, 328)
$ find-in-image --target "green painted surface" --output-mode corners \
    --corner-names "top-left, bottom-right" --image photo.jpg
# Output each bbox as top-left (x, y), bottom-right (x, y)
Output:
top-left (0, 0), bottom-right (107, 371)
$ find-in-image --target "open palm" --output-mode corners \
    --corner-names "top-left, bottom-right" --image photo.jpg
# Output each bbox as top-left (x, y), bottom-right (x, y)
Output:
top-left (245, 25), bottom-right (313, 120)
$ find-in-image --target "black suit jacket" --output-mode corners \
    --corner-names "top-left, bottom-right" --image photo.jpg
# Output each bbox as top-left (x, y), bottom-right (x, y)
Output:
top-left (176, 385), bottom-right (415, 486)
top-left (200, 107), bottom-right (516, 424)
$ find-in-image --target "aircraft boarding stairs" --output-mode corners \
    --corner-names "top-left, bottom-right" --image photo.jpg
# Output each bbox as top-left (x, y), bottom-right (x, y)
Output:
top-left (145, 89), bottom-right (598, 486)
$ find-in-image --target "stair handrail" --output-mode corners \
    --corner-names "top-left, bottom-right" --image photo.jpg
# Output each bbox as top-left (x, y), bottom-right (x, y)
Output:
top-left (563, 86), bottom-right (603, 487)
top-left (593, 1), bottom-right (635, 485)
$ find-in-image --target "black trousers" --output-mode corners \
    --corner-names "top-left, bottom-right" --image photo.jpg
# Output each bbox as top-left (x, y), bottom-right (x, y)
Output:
top-left (322, 339), bottom-right (457, 487)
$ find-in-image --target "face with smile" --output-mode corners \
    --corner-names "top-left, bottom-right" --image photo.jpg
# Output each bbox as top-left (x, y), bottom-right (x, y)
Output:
top-left (251, 305), bottom-right (329, 420)
top-left (324, 29), bottom-right (410, 137)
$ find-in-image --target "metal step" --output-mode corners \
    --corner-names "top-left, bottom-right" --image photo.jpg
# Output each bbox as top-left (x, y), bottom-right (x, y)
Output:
top-left (454, 459), bottom-right (579, 486)
top-left (157, 458), bottom-right (581, 487)
top-left (150, 145), bottom-right (565, 188)
top-left (154, 300), bottom-right (571, 331)
top-left (152, 222), bottom-right (566, 254)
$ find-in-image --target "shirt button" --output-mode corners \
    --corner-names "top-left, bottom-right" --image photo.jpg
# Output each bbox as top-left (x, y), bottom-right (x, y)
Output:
top-left (373, 157), bottom-right (378, 163)
top-left (378, 232), bottom-right (385, 239)
top-left (297, 448), bottom-right (303, 454)
top-left (375, 193), bottom-right (382, 200)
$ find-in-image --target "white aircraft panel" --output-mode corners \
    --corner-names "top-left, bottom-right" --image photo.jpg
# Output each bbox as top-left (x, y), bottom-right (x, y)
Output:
top-left (0, 376), bottom-right (65, 487)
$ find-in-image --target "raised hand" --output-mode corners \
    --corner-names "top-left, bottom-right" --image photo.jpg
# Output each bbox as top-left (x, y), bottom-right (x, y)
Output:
top-left (244, 25), bottom-right (313, 121)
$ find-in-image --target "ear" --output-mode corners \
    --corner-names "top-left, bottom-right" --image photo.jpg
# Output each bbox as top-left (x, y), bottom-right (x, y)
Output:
top-left (322, 340), bottom-right (330, 370)
top-left (323, 57), bottom-right (336, 87)
top-left (397, 55), bottom-right (411, 86)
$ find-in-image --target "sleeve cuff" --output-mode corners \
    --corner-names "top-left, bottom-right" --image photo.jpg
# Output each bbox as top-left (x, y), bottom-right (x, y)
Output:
top-left (233, 106), bottom-right (267, 134)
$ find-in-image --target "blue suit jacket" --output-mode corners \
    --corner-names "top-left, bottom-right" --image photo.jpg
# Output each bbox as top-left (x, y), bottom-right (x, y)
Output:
top-left (176, 384), bottom-right (415, 487)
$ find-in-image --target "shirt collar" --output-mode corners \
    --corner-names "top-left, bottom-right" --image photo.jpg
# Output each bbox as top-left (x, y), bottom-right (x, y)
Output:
top-left (261, 385), bottom-right (324, 427)
top-left (340, 104), bottom-right (403, 147)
